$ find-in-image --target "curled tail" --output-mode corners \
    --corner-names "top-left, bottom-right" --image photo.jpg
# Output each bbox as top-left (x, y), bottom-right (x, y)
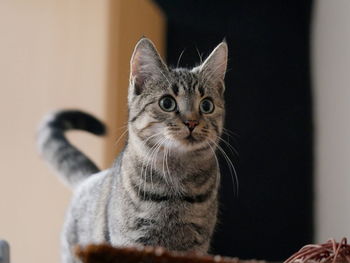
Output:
top-left (37, 110), bottom-right (106, 188)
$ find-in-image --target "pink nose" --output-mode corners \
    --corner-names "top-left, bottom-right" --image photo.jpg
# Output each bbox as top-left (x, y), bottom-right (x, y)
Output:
top-left (184, 120), bottom-right (199, 131)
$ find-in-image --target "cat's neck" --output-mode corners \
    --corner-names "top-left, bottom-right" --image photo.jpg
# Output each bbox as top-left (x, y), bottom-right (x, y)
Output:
top-left (122, 133), bottom-right (218, 195)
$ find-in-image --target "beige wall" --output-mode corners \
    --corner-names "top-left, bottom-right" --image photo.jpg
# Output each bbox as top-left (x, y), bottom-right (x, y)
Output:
top-left (0, 1), bottom-right (164, 263)
top-left (313, 0), bottom-right (350, 242)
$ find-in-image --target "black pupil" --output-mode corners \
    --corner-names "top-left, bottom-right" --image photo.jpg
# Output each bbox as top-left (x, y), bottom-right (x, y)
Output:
top-left (163, 98), bottom-right (173, 109)
top-left (202, 100), bottom-right (211, 112)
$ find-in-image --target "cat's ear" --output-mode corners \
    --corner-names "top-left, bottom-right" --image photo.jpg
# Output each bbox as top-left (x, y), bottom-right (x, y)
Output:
top-left (195, 41), bottom-right (228, 92)
top-left (129, 38), bottom-right (168, 97)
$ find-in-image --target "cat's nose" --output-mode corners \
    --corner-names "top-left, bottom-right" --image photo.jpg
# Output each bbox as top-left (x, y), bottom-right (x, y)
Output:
top-left (184, 120), bottom-right (199, 132)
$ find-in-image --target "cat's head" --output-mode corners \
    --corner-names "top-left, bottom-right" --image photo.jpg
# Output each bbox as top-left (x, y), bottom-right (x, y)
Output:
top-left (128, 38), bottom-right (227, 153)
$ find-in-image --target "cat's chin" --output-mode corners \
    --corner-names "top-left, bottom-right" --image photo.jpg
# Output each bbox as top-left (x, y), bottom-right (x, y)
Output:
top-left (164, 131), bottom-right (213, 153)
top-left (165, 137), bottom-right (208, 153)
top-left (185, 134), bottom-right (199, 143)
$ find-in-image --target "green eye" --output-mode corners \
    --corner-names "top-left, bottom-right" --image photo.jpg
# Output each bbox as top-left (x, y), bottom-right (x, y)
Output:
top-left (159, 96), bottom-right (177, 112)
top-left (200, 98), bottom-right (215, 114)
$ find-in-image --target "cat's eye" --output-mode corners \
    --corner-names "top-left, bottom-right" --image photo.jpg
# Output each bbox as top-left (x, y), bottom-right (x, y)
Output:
top-left (200, 98), bottom-right (215, 114)
top-left (159, 96), bottom-right (177, 112)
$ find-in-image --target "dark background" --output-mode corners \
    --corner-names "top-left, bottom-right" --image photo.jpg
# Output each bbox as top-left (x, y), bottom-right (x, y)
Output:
top-left (154, 0), bottom-right (314, 261)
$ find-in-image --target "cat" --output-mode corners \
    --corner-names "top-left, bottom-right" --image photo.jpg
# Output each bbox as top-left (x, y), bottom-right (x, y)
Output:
top-left (37, 37), bottom-right (228, 263)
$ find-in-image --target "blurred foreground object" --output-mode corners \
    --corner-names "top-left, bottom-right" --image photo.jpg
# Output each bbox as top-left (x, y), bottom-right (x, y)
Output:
top-left (0, 241), bottom-right (9, 263)
top-left (76, 244), bottom-right (266, 263)
top-left (285, 238), bottom-right (350, 263)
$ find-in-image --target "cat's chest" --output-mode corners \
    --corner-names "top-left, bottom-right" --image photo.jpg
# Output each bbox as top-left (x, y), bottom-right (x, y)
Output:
top-left (128, 203), bottom-right (206, 249)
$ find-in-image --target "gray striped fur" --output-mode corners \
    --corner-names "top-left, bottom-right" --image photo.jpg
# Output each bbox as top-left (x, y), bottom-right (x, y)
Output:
top-left (37, 110), bottom-right (106, 188)
top-left (38, 38), bottom-right (228, 263)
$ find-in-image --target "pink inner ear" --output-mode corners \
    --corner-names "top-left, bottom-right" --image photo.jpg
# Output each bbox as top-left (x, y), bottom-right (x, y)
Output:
top-left (129, 38), bottom-right (169, 96)
top-left (131, 52), bottom-right (147, 95)
top-left (131, 51), bottom-right (142, 78)
top-left (199, 42), bottom-right (228, 83)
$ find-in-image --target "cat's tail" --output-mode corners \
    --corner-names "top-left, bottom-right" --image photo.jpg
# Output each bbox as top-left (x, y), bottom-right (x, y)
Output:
top-left (37, 110), bottom-right (106, 189)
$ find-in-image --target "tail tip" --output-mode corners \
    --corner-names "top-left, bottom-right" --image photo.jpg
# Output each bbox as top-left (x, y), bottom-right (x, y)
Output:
top-left (90, 121), bottom-right (106, 136)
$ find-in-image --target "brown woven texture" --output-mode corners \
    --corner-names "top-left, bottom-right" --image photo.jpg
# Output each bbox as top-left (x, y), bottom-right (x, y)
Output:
top-left (284, 238), bottom-right (350, 263)
top-left (76, 244), bottom-right (265, 263)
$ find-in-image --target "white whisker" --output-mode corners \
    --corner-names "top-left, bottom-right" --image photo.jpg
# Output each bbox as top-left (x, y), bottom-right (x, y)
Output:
top-left (176, 49), bottom-right (186, 68)
top-left (223, 127), bottom-right (240, 138)
top-left (149, 137), bottom-right (167, 191)
top-left (114, 129), bottom-right (128, 146)
top-left (208, 138), bottom-right (239, 196)
top-left (217, 136), bottom-right (239, 157)
top-left (195, 47), bottom-right (203, 65)
top-left (207, 142), bottom-right (220, 171)
top-left (142, 137), bottom-right (164, 195)
top-left (159, 70), bottom-right (172, 87)
top-left (138, 132), bottom-right (164, 196)
top-left (162, 139), bottom-right (170, 187)
top-left (165, 139), bottom-right (176, 193)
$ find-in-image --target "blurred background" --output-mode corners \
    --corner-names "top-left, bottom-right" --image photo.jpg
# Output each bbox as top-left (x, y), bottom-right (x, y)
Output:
top-left (0, 0), bottom-right (349, 262)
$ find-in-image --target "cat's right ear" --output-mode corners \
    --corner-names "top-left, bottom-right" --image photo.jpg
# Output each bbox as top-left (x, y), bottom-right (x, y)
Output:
top-left (129, 38), bottom-right (168, 98)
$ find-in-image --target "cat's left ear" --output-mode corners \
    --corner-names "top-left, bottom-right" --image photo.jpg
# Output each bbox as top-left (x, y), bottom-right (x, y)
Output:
top-left (129, 38), bottom-right (169, 99)
top-left (195, 41), bottom-right (228, 93)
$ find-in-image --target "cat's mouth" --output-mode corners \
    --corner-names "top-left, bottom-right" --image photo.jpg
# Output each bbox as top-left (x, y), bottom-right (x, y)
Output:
top-left (185, 134), bottom-right (199, 143)
top-left (165, 132), bottom-right (211, 152)
top-left (166, 129), bottom-right (207, 149)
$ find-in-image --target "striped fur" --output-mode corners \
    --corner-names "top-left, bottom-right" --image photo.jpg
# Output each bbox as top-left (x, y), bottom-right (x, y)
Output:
top-left (38, 38), bottom-right (228, 263)
top-left (37, 110), bottom-right (106, 188)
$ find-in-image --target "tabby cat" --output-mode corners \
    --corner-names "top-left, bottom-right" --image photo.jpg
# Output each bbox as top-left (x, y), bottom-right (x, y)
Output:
top-left (38, 38), bottom-right (228, 263)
